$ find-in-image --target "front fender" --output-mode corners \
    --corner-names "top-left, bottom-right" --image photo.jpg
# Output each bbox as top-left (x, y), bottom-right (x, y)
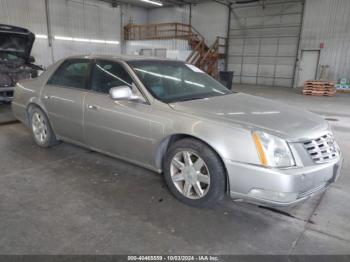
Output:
top-left (152, 114), bottom-right (260, 170)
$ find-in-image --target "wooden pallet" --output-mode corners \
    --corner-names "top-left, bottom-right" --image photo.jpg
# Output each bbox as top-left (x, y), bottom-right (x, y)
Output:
top-left (337, 89), bottom-right (350, 93)
top-left (303, 90), bottom-right (336, 97)
top-left (303, 80), bottom-right (336, 97)
top-left (304, 80), bottom-right (335, 84)
top-left (304, 87), bottom-right (335, 91)
top-left (304, 83), bottom-right (334, 87)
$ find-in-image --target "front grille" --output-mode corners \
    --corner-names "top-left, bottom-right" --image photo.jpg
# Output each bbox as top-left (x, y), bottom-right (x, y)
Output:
top-left (303, 134), bottom-right (339, 164)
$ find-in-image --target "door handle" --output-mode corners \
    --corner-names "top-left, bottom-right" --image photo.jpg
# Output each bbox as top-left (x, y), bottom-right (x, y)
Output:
top-left (87, 105), bottom-right (98, 110)
top-left (44, 95), bottom-right (51, 100)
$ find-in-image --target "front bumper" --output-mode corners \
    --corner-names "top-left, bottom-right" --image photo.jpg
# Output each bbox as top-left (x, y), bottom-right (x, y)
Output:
top-left (0, 86), bottom-right (14, 102)
top-left (225, 157), bottom-right (343, 207)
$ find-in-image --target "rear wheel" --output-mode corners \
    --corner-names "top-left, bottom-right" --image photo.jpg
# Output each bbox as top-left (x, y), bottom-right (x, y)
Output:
top-left (163, 138), bottom-right (226, 207)
top-left (29, 107), bottom-right (58, 147)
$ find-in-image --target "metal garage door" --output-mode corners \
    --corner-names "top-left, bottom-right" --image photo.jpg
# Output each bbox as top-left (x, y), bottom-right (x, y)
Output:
top-left (227, 0), bottom-right (304, 87)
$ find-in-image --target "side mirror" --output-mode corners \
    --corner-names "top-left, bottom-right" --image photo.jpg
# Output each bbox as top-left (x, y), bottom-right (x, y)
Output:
top-left (109, 86), bottom-right (140, 101)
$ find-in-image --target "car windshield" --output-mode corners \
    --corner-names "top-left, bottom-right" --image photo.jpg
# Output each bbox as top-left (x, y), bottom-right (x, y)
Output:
top-left (128, 60), bottom-right (232, 103)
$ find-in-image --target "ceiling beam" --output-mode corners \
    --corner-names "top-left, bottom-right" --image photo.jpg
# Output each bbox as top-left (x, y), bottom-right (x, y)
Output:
top-left (98, 0), bottom-right (219, 8)
top-left (212, 0), bottom-right (230, 7)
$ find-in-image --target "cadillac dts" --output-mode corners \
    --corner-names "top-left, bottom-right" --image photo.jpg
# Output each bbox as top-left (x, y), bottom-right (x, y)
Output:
top-left (12, 55), bottom-right (342, 207)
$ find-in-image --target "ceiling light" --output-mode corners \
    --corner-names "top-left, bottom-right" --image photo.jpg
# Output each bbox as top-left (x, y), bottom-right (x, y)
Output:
top-left (73, 37), bottom-right (90, 42)
top-left (55, 36), bottom-right (73, 41)
top-left (105, 40), bottom-right (120, 45)
top-left (35, 34), bottom-right (48, 39)
top-left (90, 39), bottom-right (105, 44)
top-left (139, 0), bottom-right (163, 6)
top-left (54, 36), bottom-right (119, 45)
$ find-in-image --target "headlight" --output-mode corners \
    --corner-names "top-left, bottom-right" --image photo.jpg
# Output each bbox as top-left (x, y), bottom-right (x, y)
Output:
top-left (252, 131), bottom-right (295, 168)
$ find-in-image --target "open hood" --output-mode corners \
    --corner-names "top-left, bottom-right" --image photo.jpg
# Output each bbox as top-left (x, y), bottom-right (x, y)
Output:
top-left (0, 24), bottom-right (35, 63)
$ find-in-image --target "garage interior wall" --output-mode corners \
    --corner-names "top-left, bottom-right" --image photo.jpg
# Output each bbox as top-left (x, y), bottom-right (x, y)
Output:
top-left (0, 0), bottom-right (126, 67)
top-left (0, 1), bottom-right (229, 67)
top-left (147, 2), bottom-right (228, 46)
top-left (227, 0), bottom-right (304, 88)
top-left (122, 4), bottom-right (148, 25)
top-left (124, 39), bottom-right (191, 60)
top-left (295, 0), bottom-right (350, 86)
top-left (147, 5), bottom-right (190, 25)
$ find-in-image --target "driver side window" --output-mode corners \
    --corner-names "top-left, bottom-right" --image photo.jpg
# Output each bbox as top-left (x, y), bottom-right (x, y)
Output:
top-left (91, 60), bottom-right (133, 94)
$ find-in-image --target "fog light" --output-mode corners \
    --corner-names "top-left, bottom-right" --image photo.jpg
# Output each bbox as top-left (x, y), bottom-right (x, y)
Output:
top-left (249, 188), bottom-right (298, 203)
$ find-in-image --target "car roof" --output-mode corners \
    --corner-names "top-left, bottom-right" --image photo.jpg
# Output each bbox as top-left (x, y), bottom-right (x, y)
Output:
top-left (61, 54), bottom-right (182, 63)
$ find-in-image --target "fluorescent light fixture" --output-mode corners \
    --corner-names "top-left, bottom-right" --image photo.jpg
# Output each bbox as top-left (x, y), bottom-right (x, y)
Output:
top-left (55, 36), bottom-right (73, 41)
top-left (54, 36), bottom-right (119, 45)
top-left (139, 0), bottom-right (163, 6)
top-left (105, 40), bottom-right (120, 45)
top-left (90, 39), bottom-right (105, 44)
top-left (35, 34), bottom-right (48, 39)
top-left (73, 37), bottom-right (90, 42)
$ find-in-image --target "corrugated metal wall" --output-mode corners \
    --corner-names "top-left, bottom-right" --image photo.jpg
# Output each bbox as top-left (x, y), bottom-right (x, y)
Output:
top-left (147, 2), bottom-right (228, 46)
top-left (295, 0), bottom-right (350, 85)
top-left (122, 4), bottom-right (148, 25)
top-left (132, 2), bottom-right (228, 61)
top-left (147, 6), bottom-right (190, 25)
top-left (227, 0), bottom-right (304, 87)
top-left (191, 2), bottom-right (228, 46)
top-left (125, 39), bottom-right (190, 53)
top-left (125, 39), bottom-right (191, 61)
top-left (49, 0), bottom-right (121, 63)
top-left (0, 0), bottom-right (122, 67)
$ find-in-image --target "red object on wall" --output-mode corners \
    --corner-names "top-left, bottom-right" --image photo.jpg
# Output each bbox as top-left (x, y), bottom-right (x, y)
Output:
top-left (320, 42), bottom-right (325, 49)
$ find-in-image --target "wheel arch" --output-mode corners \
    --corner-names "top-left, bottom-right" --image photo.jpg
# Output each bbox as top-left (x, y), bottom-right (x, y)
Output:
top-left (26, 102), bottom-right (40, 122)
top-left (25, 101), bottom-right (50, 127)
top-left (155, 133), bottom-right (230, 193)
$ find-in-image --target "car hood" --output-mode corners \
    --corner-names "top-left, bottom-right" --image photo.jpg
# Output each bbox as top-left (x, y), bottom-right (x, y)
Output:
top-left (0, 24), bottom-right (35, 63)
top-left (170, 93), bottom-right (329, 141)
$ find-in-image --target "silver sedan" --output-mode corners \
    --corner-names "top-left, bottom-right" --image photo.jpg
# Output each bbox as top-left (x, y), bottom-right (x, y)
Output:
top-left (12, 55), bottom-right (342, 207)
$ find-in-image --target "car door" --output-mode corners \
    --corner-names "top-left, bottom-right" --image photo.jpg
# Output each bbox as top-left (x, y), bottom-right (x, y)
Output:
top-left (84, 59), bottom-right (154, 165)
top-left (42, 59), bottom-right (91, 144)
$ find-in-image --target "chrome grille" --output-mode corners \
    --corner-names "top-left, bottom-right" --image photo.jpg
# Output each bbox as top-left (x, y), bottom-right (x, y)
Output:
top-left (303, 134), bottom-right (339, 164)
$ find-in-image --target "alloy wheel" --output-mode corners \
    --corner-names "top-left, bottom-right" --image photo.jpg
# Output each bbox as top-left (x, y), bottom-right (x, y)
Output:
top-left (32, 112), bottom-right (48, 144)
top-left (170, 151), bottom-right (210, 199)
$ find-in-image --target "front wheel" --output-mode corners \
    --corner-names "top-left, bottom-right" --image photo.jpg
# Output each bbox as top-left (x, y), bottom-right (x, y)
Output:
top-left (163, 138), bottom-right (226, 208)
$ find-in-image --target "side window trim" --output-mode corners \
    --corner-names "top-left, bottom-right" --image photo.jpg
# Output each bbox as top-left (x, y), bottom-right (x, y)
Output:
top-left (120, 60), bottom-right (151, 104)
top-left (84, 59), bottom-right (94, 90)
top-left (85, 59), bottom-right (95, 91)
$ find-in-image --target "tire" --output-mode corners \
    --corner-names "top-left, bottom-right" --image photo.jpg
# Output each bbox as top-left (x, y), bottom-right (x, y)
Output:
top-left (28, 106), bottom-right (59, 148)
top-left (163, 138), bottom-right (226, 208)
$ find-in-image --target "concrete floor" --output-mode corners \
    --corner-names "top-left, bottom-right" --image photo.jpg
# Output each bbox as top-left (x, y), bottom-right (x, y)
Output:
top-left (0, 85), bottom-right (349, 255)
top-left (0, 104), bottom-right (15, 124)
